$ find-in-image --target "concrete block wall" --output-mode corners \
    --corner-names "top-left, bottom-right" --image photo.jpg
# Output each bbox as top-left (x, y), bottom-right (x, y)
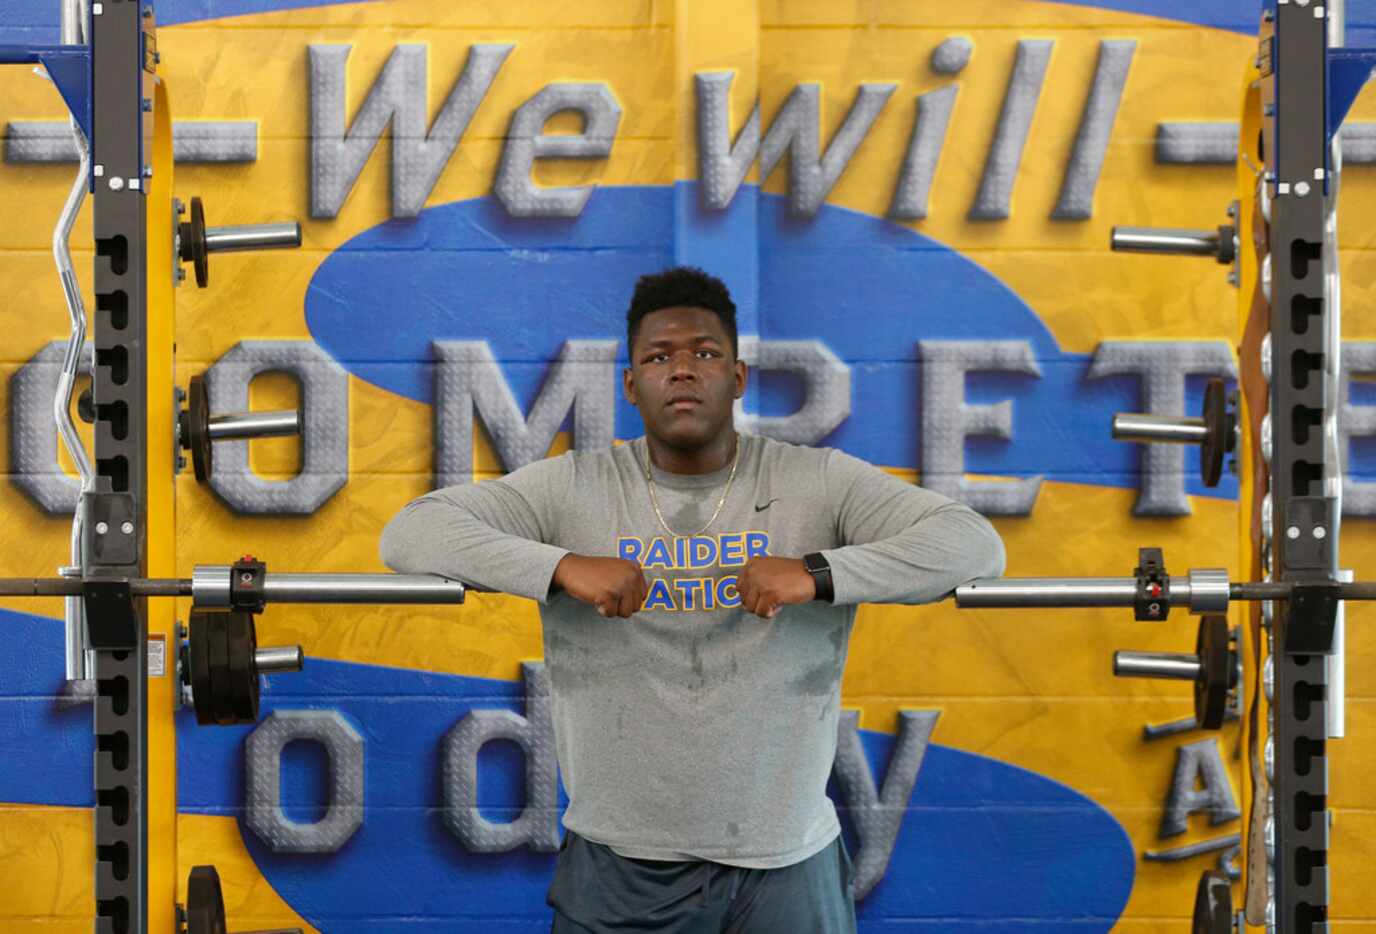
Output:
top-left (2, 0), bottom-right (1376, 930)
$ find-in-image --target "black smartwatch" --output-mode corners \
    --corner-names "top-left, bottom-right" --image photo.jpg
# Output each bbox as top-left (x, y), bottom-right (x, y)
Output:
top-left (802, 552), bottom-right (834, 604)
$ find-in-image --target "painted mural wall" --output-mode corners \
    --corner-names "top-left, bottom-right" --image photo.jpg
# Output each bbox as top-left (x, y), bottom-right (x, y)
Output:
top-left (2, 0), bottom-right (1376, 930)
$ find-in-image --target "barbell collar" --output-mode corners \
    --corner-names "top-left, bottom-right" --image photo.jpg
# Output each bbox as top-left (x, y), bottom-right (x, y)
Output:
top-left (206, 409), bottom-right (301, 441)
top-left (1113, 651), bottom-right (1202, 681)
top-left (255, 645), bottom-right (303, 674)
top-left (202, 222), bottom-right (302, 254)
top-left (1110, 226), bottom-right (1220, 257)
top-left (1187, 568), bottom-right (1231, 615)
top-left (192, 565), bottom-right (233, 608)
top-left (1111, 413), bottom-right (1209, 445)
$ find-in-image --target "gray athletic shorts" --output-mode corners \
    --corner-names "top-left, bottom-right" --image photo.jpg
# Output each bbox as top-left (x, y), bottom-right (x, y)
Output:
top-left (546, 830), bottom-right (858, 933)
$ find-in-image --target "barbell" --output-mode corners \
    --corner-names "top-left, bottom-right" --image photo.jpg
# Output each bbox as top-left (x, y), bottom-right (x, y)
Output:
top-left (0, 558), bottom-right (466, 727)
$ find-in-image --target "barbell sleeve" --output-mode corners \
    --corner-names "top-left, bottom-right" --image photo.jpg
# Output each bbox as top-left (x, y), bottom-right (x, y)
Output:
top-left (202, 222), bottom-right (302, 253)
top-left (260, 573), bottom-right (466, 604)
top-left (1112, 413), bottom-right (1210, 445)
top-left (955, 569), bottom-right (1231, 614)
top-left (191, 568), bottom-right (466, 606)
top-left (955, 577), bottom-right (1155, 608)
top-left (206, 409), bottom-right (300, 441)
top-left (1113, 651), bottom-right (1201, 681)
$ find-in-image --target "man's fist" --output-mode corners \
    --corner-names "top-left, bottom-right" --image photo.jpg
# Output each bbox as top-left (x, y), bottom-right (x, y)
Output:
top-left (552, 554), bottom-right (648, 618)
top-left (736, 556), bottom-right (816, 619)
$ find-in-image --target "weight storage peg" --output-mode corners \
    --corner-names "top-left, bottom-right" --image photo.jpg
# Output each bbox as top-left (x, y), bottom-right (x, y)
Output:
top-left (176, 195), bottom-right (302, 288)
top-left (1110, 225), bottom-right (1238, 264)
top-left (176, 374), bottom-right (301, 483)
top-left (179, 609), bottom-right (303, 726)
top-left (1112, 377), bottom-right (1238, 487)
top-left (1114, 615), bottom-right (1240, 730)
top-left (1109, 201), bottom-right (1240, 287)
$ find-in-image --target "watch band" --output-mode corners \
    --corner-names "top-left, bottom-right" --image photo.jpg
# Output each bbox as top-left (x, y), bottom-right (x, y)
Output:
top-left (803, 552), bottom-right (834, 604)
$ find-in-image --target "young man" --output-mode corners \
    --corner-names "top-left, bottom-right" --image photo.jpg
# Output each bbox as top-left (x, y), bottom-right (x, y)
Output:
top-left (380, 266), bottom-right (1006, 933)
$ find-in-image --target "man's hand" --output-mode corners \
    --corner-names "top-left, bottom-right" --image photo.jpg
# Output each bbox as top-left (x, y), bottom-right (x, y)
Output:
top-left (552, 554), bottom-right (648, 618)
top-left (737, 556), bottom-right (816, 619)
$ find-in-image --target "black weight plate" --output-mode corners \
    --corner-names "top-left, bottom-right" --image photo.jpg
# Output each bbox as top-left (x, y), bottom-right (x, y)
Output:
top-left (188, 196), bottom-right (209, 288)
top-left (188, 374), bottom-right (212, 484)
top-left (1191, 869), bottom-right (1232, 934)
top-left (188, 612), bottom-right (217, 726)
top-left (1194, 615), bottom-right (1231, 730)
top-left (1200, 378), bottom-right (1227, 488)
top-left (186, 864), bottom-right (228, 934)
top-left (224, 611), bottom-right (260, 723)
top-left (204, 612), bottom-right (236, 726)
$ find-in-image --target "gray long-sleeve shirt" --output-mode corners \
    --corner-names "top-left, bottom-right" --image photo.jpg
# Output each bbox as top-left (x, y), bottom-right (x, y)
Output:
top-left (380, 432), bottom-right (1005, 869)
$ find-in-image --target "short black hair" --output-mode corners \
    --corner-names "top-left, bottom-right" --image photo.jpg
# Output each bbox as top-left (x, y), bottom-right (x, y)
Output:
top-left (626, 266), bottom-right (738, 358)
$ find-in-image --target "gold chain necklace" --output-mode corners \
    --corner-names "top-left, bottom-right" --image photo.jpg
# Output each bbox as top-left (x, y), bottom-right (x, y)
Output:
top-left (641, 435), bottom-right (741, 537)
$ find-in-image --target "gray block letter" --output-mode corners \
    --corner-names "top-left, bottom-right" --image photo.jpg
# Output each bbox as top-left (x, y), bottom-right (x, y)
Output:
top-left (970, 40), bottom-right (1054, 220)
top-left (759, 83), bottom-right (897, 218)
top-left (733, 337), bottom-right (851, 443)
top-left (433, 339), bottom-right (617, 486)
top-left (920, 340), bottom-right (1042, 515)
top-left (1160, 738), bottom-right (1240, 837)
top-left (889, 85), bottom-right (958, 221)
top-left (696, 71), bottom-right (761, 211)
top-left (1053, 40), bottom-right (1136, 220)
top-left (204, 341), bottom-right (349, 515)
top-left (832, 709), bottom-right (940, 899)
top-left (245, 710), bottom-right (365, 853)
top-left (442, 662), bottom-right (558, 852)
top-left (494, 84), bottom-right (622, 218)
top-left (10, 341), bottom-right (92, 515)
top-left (310, 43), bottom-right (512, 218)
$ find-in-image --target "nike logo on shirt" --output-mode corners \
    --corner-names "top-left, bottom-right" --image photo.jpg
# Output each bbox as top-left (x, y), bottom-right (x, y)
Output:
top-left (754, 499), bottom-right (780, 512)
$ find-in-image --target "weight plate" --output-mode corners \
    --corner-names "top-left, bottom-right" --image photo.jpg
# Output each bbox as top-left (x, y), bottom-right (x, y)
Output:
top-left (1195, 615), bottom-right (1231, 730)
top-left (188, 374), bottom-right (212, 484)
top-left (188, 611), bottom-right (216, 726)
top-left (1191, 869), bottom-right (1232, 934)
top-left (184, 196), bottom-right (209, 288)
top-left (224, 610), bottom-right (260, 723)
top-left (186, 864), bottom-right (228, 934)
top-left (1200, 378), bottom-right (1227, 488)
top-left (204, 612), bottom-right (236, 726)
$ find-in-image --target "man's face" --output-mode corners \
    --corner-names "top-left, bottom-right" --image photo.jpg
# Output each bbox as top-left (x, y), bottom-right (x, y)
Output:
top-left (623, 306), bottom-right (747, 451)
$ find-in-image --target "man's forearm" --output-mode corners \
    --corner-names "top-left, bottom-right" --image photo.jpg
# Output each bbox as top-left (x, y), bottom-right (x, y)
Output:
top-left (822, 502), bottom-right (1006, 606)
top-left (380, 494), bottom-right (570, 603)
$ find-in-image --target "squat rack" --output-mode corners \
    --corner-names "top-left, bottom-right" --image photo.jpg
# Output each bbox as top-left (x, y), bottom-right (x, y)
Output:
top-left (1, 2), bottom-right (468, 931)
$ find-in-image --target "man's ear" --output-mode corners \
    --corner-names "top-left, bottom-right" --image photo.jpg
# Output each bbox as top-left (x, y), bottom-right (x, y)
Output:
top-left (623, 366), bottom-right (636, 404)
top-left (734, 359), bottom-right (748, 400)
